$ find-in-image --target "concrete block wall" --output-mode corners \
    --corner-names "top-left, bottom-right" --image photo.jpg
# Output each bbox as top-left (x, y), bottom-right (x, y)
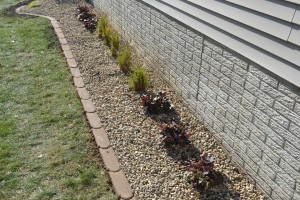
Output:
top-left (92, 0), bottom-right (300, 199)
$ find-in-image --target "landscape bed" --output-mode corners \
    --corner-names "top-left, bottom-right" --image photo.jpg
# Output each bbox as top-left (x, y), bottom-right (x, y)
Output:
top-left (20, 1), bottom-right (265, 199)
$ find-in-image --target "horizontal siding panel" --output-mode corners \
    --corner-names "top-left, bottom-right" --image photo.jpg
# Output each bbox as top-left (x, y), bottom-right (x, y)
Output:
top-left (160, 0), bottom-right (300, 67)
top-left (293, 7), bottom-right (300, 25)
top-left (286, 0), bottom-right (300, 5)
top-left (184, 0), bottom-right (292, 40)
top-left (141, 0), bottom-right (300, 87)
top-left (225, 0), bottom-right (297, 22)
top-left (288, 25), bottom-right (300, 46)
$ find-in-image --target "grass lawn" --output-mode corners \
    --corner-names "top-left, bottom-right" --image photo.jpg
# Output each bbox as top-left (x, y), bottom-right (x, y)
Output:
top-left (0, 2), bottom-right (116, 199)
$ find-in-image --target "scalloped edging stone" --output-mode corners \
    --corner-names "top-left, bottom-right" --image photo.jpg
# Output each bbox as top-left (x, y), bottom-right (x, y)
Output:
top-left (109, 170), bottom-right (134, 200)
top-left (81, 99), bottom-right (96, 113)
top-left (99, 147), bottom-right (121, 172)
top-left (15, 5), bottom-right (134, 199)
top-left (67, 58), bottom-right (77, 68)
top-left (73, 77), bottom-right (85, 88)
top-left (76, 87), bottom-right (90, 100)
top-left (92, 128), bottom-right (110, 148)
top-left (70, 67), bottom-right (81, 77)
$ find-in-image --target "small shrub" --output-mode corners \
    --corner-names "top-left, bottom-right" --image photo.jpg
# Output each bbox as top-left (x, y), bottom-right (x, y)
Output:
top-left (159, 123), bottom-right (190, 146)
top-left (76, 5), bottom-right (97, 32)
top-left (28, 0), bottom-right (41, 7)
top-left (187, 153), bottom-right (216, 196)
top-left (129, 65), bottom-right (148, 91)
top-left (110, 30), bottom-right (120, 57)
top-left (117, 47), bottom-right (132, 73)
top-left (97, 14), bottom-right (108, 38)
top-left (141, 91), bottom-right (172, 114)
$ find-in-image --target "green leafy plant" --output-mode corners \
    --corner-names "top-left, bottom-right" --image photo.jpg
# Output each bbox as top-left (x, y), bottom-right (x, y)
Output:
top-left (28, 0), bottom-right (41, 7)
top-left (110, 30), bottom-right (120, 57)
top-left (159, 123), bottom-right (190, 146)
top-left (187, 153), bottom-right (216, 197)
top-left (129, 65), bottom-right (148, 91)
top-left (117, 47), bottom-right (132, 73)
top-left (141, 91), bottom-right (172, 114)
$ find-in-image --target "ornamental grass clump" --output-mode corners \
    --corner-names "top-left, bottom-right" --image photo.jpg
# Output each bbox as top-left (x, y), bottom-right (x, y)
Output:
top-left (129, 65), bottom-right (148, 92)
top-left (110, 30), bottom-right (120, 57)
top-left (103, 25), bottom-right (112, 46)
top-left (117, 47), bottom-right (132, 73)
top-left (28, 0), bottom-right (41, 7)
top-left (97, 14), bottom-right (108, 38)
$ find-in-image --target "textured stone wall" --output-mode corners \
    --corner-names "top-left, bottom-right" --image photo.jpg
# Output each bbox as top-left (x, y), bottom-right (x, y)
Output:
top-left (92, 0), bottom-right (300, 199)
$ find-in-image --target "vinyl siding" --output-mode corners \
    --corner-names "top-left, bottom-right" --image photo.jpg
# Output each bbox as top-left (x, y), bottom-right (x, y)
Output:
top-left (142, 0), bottom-right (300, 88)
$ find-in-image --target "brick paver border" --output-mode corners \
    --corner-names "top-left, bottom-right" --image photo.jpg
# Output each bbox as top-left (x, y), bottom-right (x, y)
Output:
top-left (16, 6), bottom-right (136, 200)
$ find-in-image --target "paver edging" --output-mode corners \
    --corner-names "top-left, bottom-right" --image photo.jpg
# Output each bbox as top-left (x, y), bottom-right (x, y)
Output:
top-left (81, 98), bottom-right (97, 113)
top-left (15, 5), bottom-right (134, 199)
top-left (92, 128), bottom-right (110, 149)
top-left (70, 67), bottom-right (81, 77)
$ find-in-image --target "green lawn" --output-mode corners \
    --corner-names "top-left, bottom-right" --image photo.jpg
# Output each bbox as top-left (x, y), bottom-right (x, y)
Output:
top-left (0, 0), bottom-right (23, 11)
top-left (0, 2), bottom-right (116, 199)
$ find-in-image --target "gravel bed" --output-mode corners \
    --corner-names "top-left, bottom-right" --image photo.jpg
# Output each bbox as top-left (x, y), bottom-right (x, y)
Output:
top-left (22, 1), bottom-right (266, 199)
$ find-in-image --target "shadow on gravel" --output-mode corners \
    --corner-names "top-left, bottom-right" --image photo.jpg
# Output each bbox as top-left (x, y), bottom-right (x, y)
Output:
top-left (147, 108), bottom-right (182, 124)
top-left (164, 142), bottom-right (201, 165)
top-left (205, 171), bottom-right (242, 200)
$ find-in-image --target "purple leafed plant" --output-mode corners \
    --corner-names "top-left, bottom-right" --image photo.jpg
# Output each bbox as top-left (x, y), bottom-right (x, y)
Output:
top-left (76, 4), bottom-right (89, 14)
top-left (187, 153), bottom-right (216, 196)
top-left (159, 123), bottom-right (190, 146)
top-left (76, 5), bottom-right (97, 32)
top-left (141, 91), bottom-right (172, 114)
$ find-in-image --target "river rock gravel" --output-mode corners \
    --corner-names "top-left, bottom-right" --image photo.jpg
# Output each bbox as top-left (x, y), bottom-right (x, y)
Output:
top-left (21, 1), bottom-right (266, 199)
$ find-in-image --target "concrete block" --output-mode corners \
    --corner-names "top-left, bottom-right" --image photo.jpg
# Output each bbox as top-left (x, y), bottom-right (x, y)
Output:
top-left (242, 90), bottom-right (257, 105)
top-left (260, 82), bottom-right (295, 109)
top-left (274, 101), bottom-right (300, 125)
top-left (245, 81), bottom-right (274, 107)
top-left (204, 39), bottom-right (223, 54)
top-left (241, 97), bottom-right (269, 124)
top-left (270, 120), bottom-right (299, 148)
top-left (223, 50), bottom-right (248, 69)
top-left (284, 141), bottom-right (300, 160)
top-left (278, 83), bottom-right (300, 102)
top-left (249, 64), bottom-right (278, 88)
top-left (220, 65), bottom-right (245, 86)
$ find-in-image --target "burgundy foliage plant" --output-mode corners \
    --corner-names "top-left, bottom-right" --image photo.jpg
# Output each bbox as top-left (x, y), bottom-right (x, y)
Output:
top-left (187, 153), bottom-right (216, 195)
top-left (141, 91), bottom-right (172, 114)
top-left (76, 4), bottom-right (97, 32)
top-left (159, 123), bottom-right (190, 146)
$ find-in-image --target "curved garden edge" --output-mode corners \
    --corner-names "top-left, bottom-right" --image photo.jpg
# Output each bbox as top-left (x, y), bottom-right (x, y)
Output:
top-left (15, 5), bottom-right (137, 200)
